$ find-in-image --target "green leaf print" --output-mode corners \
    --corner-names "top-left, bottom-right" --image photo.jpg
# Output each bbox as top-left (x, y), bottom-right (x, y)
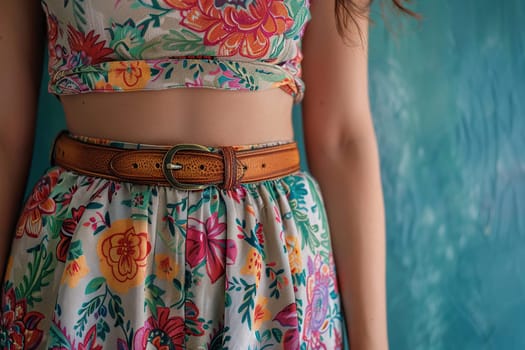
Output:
top-left (85, 277), bottom-right (106, 294)
top-left (80, 70), bottom-right (106, 91)
top-left (49, 322), bottom-right (72, 349)
top-left (292, 269), bottom-right (306, 287)
top-left (136, 0), bottom-right (171, 11)
top-left (165, 198), bottom-right (188, 239)
top-left (208, 325), bottom-right (230, 350)
top-left (221, 62), bottom-right (259, 90)
top-left (284, 175), bottom-right (332, 255)
top-left (107, 19), bottom-right (148, 59)
top-left (75, 294), bottom-right (104, 336)
top-left (45, 215), bottom-right (63, 240)
top-left (286, 5), bottom-right (310, 39)
top-left (269, 35), bottom-right (286, 60)
top-left (15, 239), bottom-right (56, 307)
top-left (165, 67), bottom-right (174, 79)
top-left (266, 266), bottom-right (286, 299)
top-left (238, 279), bottom-right (257, 329)
top-left (296, 298), bottom-right (304, 333)
top-left (72, 0), bottom-right (87, 31)
top-left (235, 219), bottom-right (266, 259)
top-left (135, 1), bottom-right (173, 34)
top-left (272, 327), bottom-right (283, 343)
top-left (162, 29), bottom-right (215, 56)
top-left (256, 329), bottom-right (273, 342)
top-left (109, 293), bottom-right (125, 327)
top-left (144, 275), bottom-right (166, 318)
top-left (76, 284), bottom-right (131, 343)
top-left (290, 200), bottom-right (323, 252)
top-left (104, 211), bottom-right (112, 227)
top-left (225, 291), bottom-right (232, 307)
top-left (86, 202), bottom-right (104, 210)
top-left (96, 319), bottom-right (110, 341)
top-left (93, 225), bottom-right (106, 235)
top-left (306, 175), bottom-right (333, 259)
top-left (67, 240), bottom-right (83, 261)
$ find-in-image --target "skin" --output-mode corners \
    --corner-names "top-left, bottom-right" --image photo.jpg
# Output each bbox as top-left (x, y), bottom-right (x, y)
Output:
top-left (1, 0), bottom-right (387, 348)
top-left (302, 1), bottom-right (388, 348)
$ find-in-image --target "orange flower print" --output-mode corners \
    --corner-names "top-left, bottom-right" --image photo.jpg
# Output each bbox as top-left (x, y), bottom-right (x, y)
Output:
top-left (163, 0), bottom-right (195, 9)
top-left (16, 168), bottom-right (62, 238)
top-left (108, 61), bottom-right (151, 90)
top-left (155, 254), bottom-right (180, 281)
top-left (253, 296), bottom-right (271, 329)
top-left (240, 247), bottom-right (263, 287)
top-left (285, 234), bottom-right (302, 275)
top-left (97, 219), bottom-right (151, 293)
top-left (174, 0), bottom-right (293, 58)
top-left (61, 255), bottom-right (90, 288)
top-left (95, 80), bottom-right (115, 91)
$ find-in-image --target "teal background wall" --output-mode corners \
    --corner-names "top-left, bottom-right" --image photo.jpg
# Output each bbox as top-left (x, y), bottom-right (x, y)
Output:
top-left (27, 1), bottom-right (524, 349)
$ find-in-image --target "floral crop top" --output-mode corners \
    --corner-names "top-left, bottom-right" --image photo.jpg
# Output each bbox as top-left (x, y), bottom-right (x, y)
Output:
top-left (41, 0), bottom-right (312, 103)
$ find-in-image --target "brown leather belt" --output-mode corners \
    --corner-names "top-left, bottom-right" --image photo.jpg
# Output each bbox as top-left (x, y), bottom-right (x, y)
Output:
top-left (51, 132), bottom-right (300, 190)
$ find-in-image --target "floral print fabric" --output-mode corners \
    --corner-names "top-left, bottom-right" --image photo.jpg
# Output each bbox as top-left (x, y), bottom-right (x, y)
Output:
top-left (1, 137), bottom-right (344, 349)
top-left (41, 0), bottom-right (311, 102)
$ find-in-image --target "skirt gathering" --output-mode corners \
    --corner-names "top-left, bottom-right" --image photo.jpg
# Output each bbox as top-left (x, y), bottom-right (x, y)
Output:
top-left (1, 135), bottom-right (345, 349)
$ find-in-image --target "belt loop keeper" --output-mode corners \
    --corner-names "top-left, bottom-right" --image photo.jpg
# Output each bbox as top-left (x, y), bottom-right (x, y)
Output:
top-left (220, 146), bottom-right (237, 190)
top-left (50, 130), bottom-right (68, 166)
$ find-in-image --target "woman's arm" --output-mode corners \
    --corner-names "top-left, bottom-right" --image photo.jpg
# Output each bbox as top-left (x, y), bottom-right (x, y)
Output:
top-left (301, 1), bottom-right (388, 349)
top-left (0, 1), bottom-right (46, 279)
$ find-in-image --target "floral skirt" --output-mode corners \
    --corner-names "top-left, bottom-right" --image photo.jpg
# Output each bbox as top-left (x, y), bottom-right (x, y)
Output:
top-left (1, 135), bottom-right (345, 349)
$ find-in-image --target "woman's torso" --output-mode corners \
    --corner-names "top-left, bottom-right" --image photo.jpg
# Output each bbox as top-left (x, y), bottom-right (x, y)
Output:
top-left (42, 0), bottom-right (310, 145)
top-left (61, 86), bottom-right (295, 146)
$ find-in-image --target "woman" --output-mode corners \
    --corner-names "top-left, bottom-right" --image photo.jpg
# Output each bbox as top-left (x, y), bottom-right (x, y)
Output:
top-left (0, 0), bottom-right (413, 348)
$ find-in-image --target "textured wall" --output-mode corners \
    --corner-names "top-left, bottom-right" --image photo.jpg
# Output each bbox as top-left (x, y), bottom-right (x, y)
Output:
top-left (28, 1), bottom-right (524, 349)
top-left (368, 1), bottom-right (525, 349)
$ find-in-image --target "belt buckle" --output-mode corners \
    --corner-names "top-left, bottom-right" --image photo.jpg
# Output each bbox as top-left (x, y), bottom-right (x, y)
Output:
top-left (163, 144), bottom-right (212, 190)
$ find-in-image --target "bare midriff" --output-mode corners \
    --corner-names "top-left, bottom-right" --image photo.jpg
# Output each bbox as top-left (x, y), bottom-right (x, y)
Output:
top-left (60, 88), bottom-right (295, 146)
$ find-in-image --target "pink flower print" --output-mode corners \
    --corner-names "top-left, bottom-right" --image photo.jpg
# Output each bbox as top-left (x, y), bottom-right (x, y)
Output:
top-left (274, 303), bottom-right (300, 348)
top-left (226, 185), bottom-right (247, 203)
top-left (185, 77), bottom-right (204, 87)
top-left (274, 303), bottom-right (298, 328)
top-left (133, 306), bottom-right (186, 348)
top-left (186, 212), bottom-right (237, 283)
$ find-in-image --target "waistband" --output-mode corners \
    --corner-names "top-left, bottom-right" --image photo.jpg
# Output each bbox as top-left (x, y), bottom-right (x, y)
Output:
top-left (51, 132), bottom-right (301, 190)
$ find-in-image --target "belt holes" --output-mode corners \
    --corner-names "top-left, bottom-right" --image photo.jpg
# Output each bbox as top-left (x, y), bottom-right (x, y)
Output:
top-left (132, 163), bottom-right (138, 169)
top-left (155, 163), bottom-right (161, 169)
top-left (199, 164), bottom-right (206, 170)
top-left (261, 163), bottom-right (266, 168)
top-left (243, 165), bottom-right (248, 170)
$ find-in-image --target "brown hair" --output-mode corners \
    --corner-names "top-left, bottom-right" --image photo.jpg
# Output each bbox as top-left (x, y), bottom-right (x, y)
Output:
top-left (335, 0), bottom-right (420, 36)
